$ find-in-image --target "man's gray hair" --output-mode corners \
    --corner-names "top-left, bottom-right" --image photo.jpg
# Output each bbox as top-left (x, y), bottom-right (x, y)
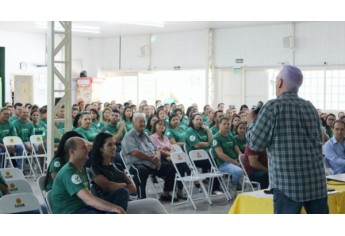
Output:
top-left (133, 112), bottom-right (145, 122)
top-left (279, 65), bottom-right (303, 93)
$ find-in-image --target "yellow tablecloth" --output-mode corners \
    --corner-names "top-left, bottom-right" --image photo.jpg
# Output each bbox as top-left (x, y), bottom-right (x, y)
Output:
top-left (229, 181), bottom-right (345, 214)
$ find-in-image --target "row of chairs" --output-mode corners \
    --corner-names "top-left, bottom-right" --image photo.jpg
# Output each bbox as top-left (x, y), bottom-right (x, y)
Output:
top-left (1, 135), bottom-right (48, 179)
top-left (0, 168), bottom-right (43, 214)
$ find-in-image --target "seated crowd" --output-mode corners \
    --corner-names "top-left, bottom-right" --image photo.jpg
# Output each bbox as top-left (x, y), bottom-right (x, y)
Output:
top-left (1, 98), bottom-right (344, 214)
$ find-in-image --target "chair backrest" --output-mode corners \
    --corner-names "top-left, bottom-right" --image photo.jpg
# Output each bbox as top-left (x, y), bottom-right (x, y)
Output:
top-left (183, 144), bottom-right (187, 153)
top-left (3, 136), bottom-right (28, 156)
top-left (172, 144), bottom-right (183, 153)
top-left (46, 190), bottom-right (53, 214)
top-left (238, 154), bottom-right (250, 177)
top-left (208, 148), bottom-right (221, 170)
top-left (0, 168), bottom-right (25, 180)
top-left (3, 136), bottom-right (24, 146)
top-left (0, 193), bottom-right (43, 214)
top-left (7, 179), bottom-right (33, 194)
top-left (189, 149), bottom-right (211, 162)
top-left (30, 135), bottom-right (44, 145)
top-left (119, 151), bottom-right (132, 178)
top-left (37, 175), bottom-right (47, 195)
top-left (170, 152), bottom-right (193, 177)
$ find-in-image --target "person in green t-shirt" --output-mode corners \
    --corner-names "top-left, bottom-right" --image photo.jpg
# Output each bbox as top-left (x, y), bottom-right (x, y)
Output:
top-left (166, 113), bottom-right (186, 148)
top-left (211, 117), bottom-right (244, 196)
top-left (90, 109), bottom-right (100, 130)
top-left (0, 171), bottom-right (10, 198)
top-left (185, 113), bottom-right (213, 172)
top-left (324, 114), bottom-right (336, 138)
top-left (145, 115), bottom-right (159, 135)
top-left (122, 106), bottom-right (133, 132)
top-left (9, 102), bottom-right (22, 124)
top-left (99, 107), bottom-right (112, 130)
top-left (174, 108), bottom-right (188, 130)
top-left (201, 105), bottom-right (211, 124)
top-left (230, 114), bottom-right (241, 136)
top-left (101, 109), bottom-right (126, 169)
top-left (234, 121), bottom-right (247, 153)
top-left (12, 107), bottom-right (34, 152)
top-left (0, 107), bottom-right (23, 167)
top-left (51, 137), bottom-right (126, 214)
top-left (209, 110), bottom-right (224, 129)
top-left (45, 131), bottom-right (82, 191)
top-left (74, 112), bottom-right (99, 145)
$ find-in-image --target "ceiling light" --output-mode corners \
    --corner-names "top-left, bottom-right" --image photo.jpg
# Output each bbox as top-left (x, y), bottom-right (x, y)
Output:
top-left (113, 21), bottom-right (165, 27)
top-left (35, 21), bottom-right (100, 34)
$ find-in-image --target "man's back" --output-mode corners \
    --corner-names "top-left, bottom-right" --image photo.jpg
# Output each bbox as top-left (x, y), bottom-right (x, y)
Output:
top-left (248, 91), bottom-right (327, 202)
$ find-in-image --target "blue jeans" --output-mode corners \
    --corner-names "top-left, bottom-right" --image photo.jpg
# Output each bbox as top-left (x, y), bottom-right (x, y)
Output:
top-left (102, 188), bottom-right (129, 211)
top-left (72, 188), bottom-right (129, 214)
top-left (218, 162), bottom-right (244, 186)
top-left (0, 145), bottom-right (24, 169)
top-left (273, 188), bottom-right (329, 214)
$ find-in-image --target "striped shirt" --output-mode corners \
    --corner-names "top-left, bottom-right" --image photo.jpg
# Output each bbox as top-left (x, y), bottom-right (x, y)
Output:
top-left (246, 92), bottom-right (327, 202)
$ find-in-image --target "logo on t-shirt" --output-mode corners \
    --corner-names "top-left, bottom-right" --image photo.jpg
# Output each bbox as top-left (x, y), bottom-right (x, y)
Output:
top-left (166, 131), bottom-right (171, 136)
top-left (71, 174), bottom-right (82, 185)
top-left (212, 140), bottom-right (218, 146)
top-left (54, 161), bottom-right (61, 168)
top-left (189, 135), bottom-right (196, 142)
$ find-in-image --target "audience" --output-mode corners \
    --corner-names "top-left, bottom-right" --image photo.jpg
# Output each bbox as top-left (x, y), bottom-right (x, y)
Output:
top-left (234, 121), bottom-right (247, 153)
top-left (122, 106), bottom-right (133, 132)
top-left (324, 113), bottom-right (336, 138)
top-left (166, 113), bottom-right (186, 148)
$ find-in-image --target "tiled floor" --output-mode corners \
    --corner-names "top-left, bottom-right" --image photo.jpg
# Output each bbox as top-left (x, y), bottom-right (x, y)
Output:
top-left (26, 177), bottom-right (233, 214)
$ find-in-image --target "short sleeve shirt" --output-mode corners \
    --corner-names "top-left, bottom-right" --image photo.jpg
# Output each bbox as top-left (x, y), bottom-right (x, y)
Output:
top-left (91, 164), bottom-right (127, 197)
top-left (0, 121), bottom-right (18, 143)
top-left (51, 162), bottom-right (89, 214)
top-left (12, 120), bottom-right (35, 142)
top-left (75, 126), bottom-right (99, 142)
top-left (185, 127), bottom-right (210, 153)
top-left (211, 132), bottom-right (238, 166)
top-left (33, 121), bottom-right (47, 136)
top-left (166, 127), bottom-right (186, 143)
top-left (45, 156), bottom-right (65, 191)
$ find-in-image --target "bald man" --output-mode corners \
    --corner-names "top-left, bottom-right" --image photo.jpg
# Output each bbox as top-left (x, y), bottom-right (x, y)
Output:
top-left (246, 65), bottom-right (328, 214)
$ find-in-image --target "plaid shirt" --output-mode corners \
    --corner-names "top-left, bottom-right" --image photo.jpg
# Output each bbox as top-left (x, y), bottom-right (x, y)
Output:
top-left (246, 92), bottom-right (327, 202)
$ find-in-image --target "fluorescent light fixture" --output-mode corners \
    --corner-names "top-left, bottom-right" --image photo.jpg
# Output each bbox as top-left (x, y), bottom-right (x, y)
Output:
top-left (113, 21), bottom-right (165, 27)
top-left (35, 21), bottom-right (100, 34)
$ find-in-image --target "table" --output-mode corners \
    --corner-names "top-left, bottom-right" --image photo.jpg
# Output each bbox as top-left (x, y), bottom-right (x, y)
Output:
top-left (229, 181), bottom-right (345, 214)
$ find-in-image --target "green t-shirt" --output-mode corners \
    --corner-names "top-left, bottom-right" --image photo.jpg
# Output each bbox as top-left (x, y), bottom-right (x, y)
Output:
top-left (182, 116), bottom-right (189, 126)
top-left (124, 120), bottom-right (133, 132)
top-left (98, 121), bottom-right (107, 130)
top-left (51, 162), bottom-right (89, 214)
top-left (101, 123), bottom-right (126, 152)
top-left (0, 172), bottom-right (8, 198)
top-left (9, 115), bottom-right (19, 124)
top-left (325, 126), bottom-right (333, 138)
top-left (202, 114), bottom-right (208, 123)
top-left (91, 122), bottom-right (99, 130)
top-left (33, 121), bottom-right (47, 136)
top-left (75, 126), bottom-right (99, 142)
top-left (210, 126), bottom-right (219, 135)
top-left (12, 119), bottom-right (34, 142)
top-left (211, 132), bottom-right (238, 166)
top-left (235, 135), bottom-right (247, 153)
top-left (46, 156), bottom-right (65, 191)
top-left (166, 127), bottom-right (186, 143)
top-left (0, 120), bottom-right (18, 143)
top-left (185, 127), bottom-right (210, 153)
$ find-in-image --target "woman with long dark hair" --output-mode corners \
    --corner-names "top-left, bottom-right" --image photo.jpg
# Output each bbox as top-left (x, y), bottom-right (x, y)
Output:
top-left (45, 131), bottom-right (82, 191)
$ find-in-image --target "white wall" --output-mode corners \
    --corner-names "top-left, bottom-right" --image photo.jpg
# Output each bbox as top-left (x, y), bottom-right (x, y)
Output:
top-left (2, 22), bottom-right (345, 108)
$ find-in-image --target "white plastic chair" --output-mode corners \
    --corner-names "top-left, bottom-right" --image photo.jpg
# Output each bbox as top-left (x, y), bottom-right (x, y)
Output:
top-left (170, 152), bottom-right (211, 210)
top-left (7, 179), bottom-right (33, 194)
top-left (119, 151), bottom-right (162, 199)
top-left (0, 193), bottom-right (43, 214)
top-left (30, 135), bottom-right (48, 174)
top-left (189, 149), bottom-right (231, 201)
top-left (3, 136), bottom-right (35, 178)
top-left (238, 154), bottom-right (261, 192)
top-left (37, 175), bottom-right (51, 213)
top-left (172, 144), bottom-right (183, 153)
top-left (0, 168), bottom-right (25, 180)
top-left (209, 148), bottom-right (231, 188)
